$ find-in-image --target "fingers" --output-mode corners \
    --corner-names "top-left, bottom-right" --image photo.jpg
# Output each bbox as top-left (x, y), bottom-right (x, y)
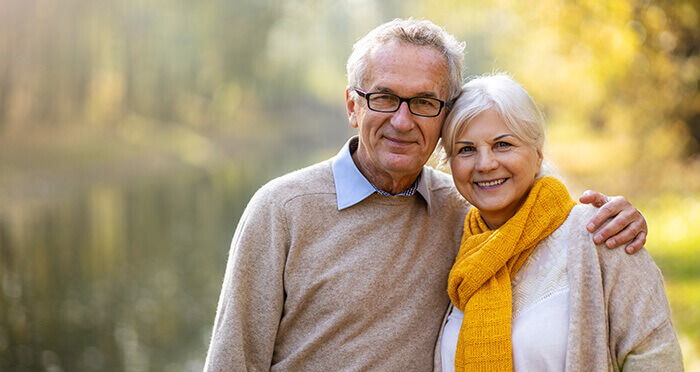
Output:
top-left (586, 195), bottom-right (626, 233)
top-left (624, 230), bottom-right (647, 254)
top-left (579, 190), bottom-right (609, 209)
top-left (599, 217), bottom-right (643, 248)
top-left (590, 210), bottom-right (648, 255)
top-left (584, 193), bottom-right (648, 253)
top-left (592, 208), bottom-right (637, 245)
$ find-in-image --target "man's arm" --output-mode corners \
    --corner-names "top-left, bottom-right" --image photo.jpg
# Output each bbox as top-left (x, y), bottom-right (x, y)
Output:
top-left (579, 191), bottom-right (647, 254)
top-left (204, 188), bottom-right (288, 371)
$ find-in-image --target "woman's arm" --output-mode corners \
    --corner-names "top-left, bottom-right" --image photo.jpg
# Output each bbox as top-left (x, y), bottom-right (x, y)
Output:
top-left (599, 245), bottom-right (684, 370)
top-left (565, 205), bottom-right (683, 371)
top-left (621, 318), bottom-right (684, 371)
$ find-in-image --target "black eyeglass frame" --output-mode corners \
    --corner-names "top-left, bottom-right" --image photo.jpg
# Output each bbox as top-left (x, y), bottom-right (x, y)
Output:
top-left (354, 89), bottom-right (448, 117)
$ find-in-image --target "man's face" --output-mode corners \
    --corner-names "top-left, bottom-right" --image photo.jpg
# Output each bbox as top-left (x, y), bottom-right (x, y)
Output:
top-left (346, 41), bottom-right (448, 184)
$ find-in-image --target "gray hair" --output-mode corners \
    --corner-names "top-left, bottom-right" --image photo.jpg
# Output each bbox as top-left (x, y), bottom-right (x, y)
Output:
top-left (346, 18), bottom-right (465, 101)
top-left (440, 73), bottom-right (548, 171)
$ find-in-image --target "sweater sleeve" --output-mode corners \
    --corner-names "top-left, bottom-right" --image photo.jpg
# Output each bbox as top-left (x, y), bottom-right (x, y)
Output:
top-left (567, 205), bottom-right (684, 371)
top-left (204, 185), bottom-right (289, 372)
top-left (621, 318), bottom-right (684, 371)
top-left (595, 233), bottom-right (684, 370)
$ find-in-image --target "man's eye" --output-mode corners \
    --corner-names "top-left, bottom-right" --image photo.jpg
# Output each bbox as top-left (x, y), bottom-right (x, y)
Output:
top-left (373, 94), bottom-right (394, 101)
top-left (414, 98), bottom-right (438, 108)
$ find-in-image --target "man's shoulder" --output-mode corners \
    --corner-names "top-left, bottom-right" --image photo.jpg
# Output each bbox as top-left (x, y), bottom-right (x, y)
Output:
top-left (423, 166), bottom-right (454, 190)
top-left (253, 158), bottom-right (336, 206)
top-left (423, 166), bottom-right (468, 208)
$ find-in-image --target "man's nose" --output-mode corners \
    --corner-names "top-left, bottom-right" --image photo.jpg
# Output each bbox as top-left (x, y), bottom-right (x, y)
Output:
top-left (475, 150), bottom-right (498, 172)
top-left (389, 101), bottom-right (415, 131)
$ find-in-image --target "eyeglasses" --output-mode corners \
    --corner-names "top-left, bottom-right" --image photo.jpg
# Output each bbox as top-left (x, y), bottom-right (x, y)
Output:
top-left (354, 89), bottom-right (447, 117)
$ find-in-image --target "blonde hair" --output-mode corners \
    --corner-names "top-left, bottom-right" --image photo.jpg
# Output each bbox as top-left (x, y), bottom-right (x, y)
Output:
top-left (346, 18), bottom-right (465, 101)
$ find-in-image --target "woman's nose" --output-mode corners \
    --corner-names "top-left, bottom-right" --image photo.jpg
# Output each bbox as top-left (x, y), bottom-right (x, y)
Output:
top-left (475, 150), bottom-right (498, 172)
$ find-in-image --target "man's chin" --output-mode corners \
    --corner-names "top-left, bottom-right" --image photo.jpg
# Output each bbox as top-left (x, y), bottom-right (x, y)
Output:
top-left (380, 156), bottom-right (425, 176)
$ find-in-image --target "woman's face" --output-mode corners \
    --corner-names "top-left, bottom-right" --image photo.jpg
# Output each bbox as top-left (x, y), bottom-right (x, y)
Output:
top-left (449, 109), bottom-right (543, 229)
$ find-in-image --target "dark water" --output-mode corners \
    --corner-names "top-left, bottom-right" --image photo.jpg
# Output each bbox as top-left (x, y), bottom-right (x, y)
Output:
top-left (0, 163), bottom-right (271, 371)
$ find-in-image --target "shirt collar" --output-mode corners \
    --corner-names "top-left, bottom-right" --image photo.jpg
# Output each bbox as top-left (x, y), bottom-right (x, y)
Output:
top-left (331, 136), bottom-right (432, 213)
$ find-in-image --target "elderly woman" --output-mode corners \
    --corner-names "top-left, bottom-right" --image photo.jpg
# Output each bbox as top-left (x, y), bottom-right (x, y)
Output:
top-left (439, 74), bottom-right (683, 371)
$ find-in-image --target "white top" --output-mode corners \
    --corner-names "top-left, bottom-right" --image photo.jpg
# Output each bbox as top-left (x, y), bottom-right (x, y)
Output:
top-left (441, 221), bottom-right (571, 372)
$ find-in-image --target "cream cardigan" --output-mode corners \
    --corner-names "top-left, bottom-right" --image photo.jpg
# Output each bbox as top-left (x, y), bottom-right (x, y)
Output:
top-left (565, 205), bottom-right (683, 371)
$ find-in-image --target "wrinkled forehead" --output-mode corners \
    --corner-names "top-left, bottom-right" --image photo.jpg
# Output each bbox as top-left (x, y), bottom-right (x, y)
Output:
top-left (364, 41), bottom-right (450, 96)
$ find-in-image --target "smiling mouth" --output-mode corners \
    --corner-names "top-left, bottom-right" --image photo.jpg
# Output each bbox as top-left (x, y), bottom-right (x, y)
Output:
top-left (384, 136), bottom-right (415, 146)
top-left (475, 178), bottom-right (507, 187)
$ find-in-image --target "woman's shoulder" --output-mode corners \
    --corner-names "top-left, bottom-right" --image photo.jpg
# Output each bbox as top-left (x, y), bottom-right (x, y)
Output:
top-left (564, 205), bottom-right (667, 296)
top-left (562, 204), bottom-right (667, 288)
top-left (558, 204), bottom-right (598, 248)
top-left (565, 204), bottom-right (598, 229)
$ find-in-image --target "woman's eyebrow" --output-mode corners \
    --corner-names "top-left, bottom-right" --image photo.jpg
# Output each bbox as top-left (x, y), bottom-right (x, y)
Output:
top-left (494, 134), bottom-right (515, 141)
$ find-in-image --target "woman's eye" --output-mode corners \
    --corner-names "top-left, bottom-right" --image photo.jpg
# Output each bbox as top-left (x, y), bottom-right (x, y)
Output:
top-left (457, 146), bottom-right (475, 154)
top-left (496, 141), bottom-right (512, 148)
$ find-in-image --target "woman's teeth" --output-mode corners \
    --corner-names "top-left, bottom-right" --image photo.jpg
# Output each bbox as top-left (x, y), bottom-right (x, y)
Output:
top-left (476, 179), bottom-right (506, 187)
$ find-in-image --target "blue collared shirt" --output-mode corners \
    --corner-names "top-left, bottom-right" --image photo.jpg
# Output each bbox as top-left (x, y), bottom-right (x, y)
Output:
top-left (331, 137), bottom-right (432, 213)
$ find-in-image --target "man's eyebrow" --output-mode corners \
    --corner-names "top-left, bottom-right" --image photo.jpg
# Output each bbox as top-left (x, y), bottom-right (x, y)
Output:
top-left (373, 86), bottom-right (438, 98)
top-left (415, 91), bottom-right (438, 98)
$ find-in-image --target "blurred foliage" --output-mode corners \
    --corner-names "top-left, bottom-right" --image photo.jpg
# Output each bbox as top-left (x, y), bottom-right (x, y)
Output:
top-left (422, 0), bottom-right (699, 186)
top-left (0, 0), bottom-right (698, 371)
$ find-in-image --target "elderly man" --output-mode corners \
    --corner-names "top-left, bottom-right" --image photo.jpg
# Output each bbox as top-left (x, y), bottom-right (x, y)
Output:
top-left (205, 19), bottom-right (647, 371)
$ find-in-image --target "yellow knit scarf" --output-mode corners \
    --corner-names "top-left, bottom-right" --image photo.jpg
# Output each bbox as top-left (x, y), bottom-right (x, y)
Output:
top-left (447, 176), bottom-right (576, 371)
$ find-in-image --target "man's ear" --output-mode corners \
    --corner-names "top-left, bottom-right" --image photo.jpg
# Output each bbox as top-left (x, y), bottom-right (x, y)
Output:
top-left (346, 88), bottom-right (359, 129)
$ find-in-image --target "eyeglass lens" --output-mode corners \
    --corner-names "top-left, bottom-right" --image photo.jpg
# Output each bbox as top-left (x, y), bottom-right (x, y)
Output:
top-left (368, 93), bottom-right (441, 116)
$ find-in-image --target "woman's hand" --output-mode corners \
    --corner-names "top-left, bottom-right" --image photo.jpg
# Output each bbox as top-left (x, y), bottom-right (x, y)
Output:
top-left (579, 190), bottom-right (647, 254)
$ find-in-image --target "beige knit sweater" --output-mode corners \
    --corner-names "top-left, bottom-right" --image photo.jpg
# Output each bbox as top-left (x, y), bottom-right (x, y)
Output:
top-left (204, 158), bottom-right (469, 371)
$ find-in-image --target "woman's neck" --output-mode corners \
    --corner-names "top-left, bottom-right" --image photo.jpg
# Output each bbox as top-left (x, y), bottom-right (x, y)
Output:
top-left (480, 189), bottom-right (533, 230)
